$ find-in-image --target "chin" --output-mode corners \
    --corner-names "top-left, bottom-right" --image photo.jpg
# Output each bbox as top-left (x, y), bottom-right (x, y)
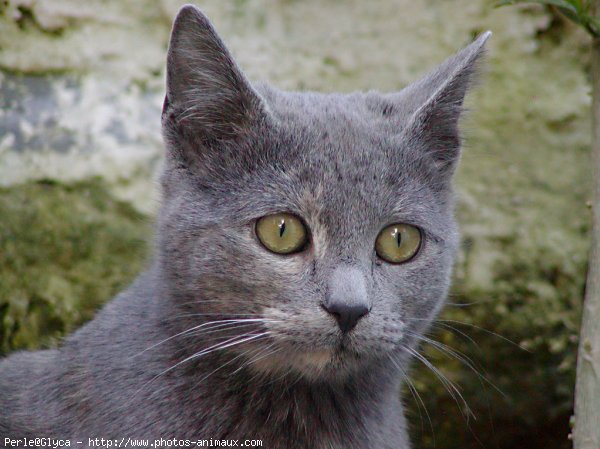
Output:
top-left (246, 340), bottom-right (376, 382)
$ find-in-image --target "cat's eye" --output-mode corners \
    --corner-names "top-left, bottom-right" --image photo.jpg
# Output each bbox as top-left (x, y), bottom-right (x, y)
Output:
top-left (255, 213), bottom-right (308, 255)
top-left (375, 223), bottom-right (422, 264)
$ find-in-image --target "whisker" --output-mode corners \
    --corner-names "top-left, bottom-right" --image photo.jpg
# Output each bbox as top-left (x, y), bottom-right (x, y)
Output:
top-left (174, 312), bottom-right (269, 318)
top-left (435, 319), bottom-right (529, 352)
top-left (445, 299), bottom-right (489, 307)
top-left (136, 332), bottom-right (271, 397)
top-left (231, 343), bottom-right (281, 376)
top-left (169, 332), bottom-right (271, 371)
top-left (429, 322), bottom-right (479, 348)
top-left (404, 345), bottom-right (474, 420)
top-left (388, 355), bottom-right (435, 443)
top-left (408, 331), bottom-right (479, 369)
top-left (180, 321), bottom-right (277, 340)
top-left (133, 319), bottom-right (277, 357)
top-left (407, 317), bottom-right (529, 352)
top-left (406, 331), bottom-right (505, 399)
top-left (177, 299), bottom-right (272, 307)
top-left (194, 347), bottom-right (260, 385)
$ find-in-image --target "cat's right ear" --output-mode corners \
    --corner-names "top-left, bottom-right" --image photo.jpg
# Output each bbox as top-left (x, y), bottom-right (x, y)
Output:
top-left (163, 5), bottom-right (266, 143)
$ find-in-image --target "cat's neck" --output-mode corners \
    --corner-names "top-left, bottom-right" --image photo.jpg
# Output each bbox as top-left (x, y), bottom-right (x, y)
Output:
top-left (173, 352), bottom-right (406, 448)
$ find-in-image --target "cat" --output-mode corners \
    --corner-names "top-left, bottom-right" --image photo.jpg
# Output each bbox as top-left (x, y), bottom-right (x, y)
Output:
top-left (0, 4), bottom-right (489, 449)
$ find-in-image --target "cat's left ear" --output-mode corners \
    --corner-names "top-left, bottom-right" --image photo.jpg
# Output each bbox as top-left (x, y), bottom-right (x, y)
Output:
top-left (389, 32), bottom-right (491, 177)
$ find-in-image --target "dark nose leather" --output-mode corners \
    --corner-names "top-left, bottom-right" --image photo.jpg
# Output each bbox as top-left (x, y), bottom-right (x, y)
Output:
top-left (323, 266), bottom-right (370, 333)
top-left (322, 301), bottom-right (370, 333)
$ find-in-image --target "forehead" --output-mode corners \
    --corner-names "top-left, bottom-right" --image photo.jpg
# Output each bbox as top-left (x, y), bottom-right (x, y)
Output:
top-left (267, 91), bottom-right (428, 198)
top-left (264, 88), bottom-right (401, 156)
top-left (265, 90), bottom-right (397, 180)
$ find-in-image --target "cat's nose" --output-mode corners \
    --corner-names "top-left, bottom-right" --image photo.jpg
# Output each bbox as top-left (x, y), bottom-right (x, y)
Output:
top-left (322, 301), bottom-right (370, 333)
top-left (323, 266), bottom-right (371, 333)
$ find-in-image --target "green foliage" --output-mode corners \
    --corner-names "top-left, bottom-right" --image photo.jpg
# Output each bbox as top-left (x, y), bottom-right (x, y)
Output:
top-left (496, 0), bottom-right (600, 36)
top-left (0, 179), bottom-right (150, 354)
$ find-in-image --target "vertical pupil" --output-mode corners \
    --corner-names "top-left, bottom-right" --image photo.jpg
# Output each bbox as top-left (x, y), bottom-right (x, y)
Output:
top-left (395, 229), bottom-right (402, 248)
top-left (278, 220), bottom-right (286, 238)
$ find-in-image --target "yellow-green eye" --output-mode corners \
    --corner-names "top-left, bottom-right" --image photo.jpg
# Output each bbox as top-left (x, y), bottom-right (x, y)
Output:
top-left (255, 213), bottom-right (308, 255)
top-left (375, 223), bottom-right (421, 263)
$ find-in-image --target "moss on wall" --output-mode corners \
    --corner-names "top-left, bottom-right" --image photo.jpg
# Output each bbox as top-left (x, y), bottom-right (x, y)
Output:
top-left (0, 179), bottom-right (150, 354)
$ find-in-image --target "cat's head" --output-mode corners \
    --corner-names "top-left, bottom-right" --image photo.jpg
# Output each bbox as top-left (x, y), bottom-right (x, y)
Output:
top-left (158, 5), bottom-right (489, 381)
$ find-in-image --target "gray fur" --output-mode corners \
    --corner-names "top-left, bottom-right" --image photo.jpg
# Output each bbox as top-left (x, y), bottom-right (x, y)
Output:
top-left (0, 5), bottom-right (489, 448)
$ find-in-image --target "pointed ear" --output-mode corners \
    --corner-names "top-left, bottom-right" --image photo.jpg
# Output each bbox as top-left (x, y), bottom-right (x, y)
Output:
top-left (391, 32), bottom-right (491, 177)
top-left (163, 5), bottom-right (265, 141)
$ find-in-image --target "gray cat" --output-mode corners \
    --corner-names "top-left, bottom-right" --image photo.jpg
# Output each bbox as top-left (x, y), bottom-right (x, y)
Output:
top-left (0, 5), bottom-right (489, 449)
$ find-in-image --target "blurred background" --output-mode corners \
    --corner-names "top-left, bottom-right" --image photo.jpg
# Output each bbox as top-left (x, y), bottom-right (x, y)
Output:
top-left (0, 0), bottom-right (591, 448)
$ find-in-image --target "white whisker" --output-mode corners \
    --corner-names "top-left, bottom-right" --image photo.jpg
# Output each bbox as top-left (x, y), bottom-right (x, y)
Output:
top-left (406, 330), bottom-right (505, 399)
top-left (133, 319), bottom-right (277, 357)
top-left (388, 355), bottom-right (435, 444)
top-left (135, 332), bottom-right (271, 398)
top-left (404, 345), bottom-right (473, 420)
